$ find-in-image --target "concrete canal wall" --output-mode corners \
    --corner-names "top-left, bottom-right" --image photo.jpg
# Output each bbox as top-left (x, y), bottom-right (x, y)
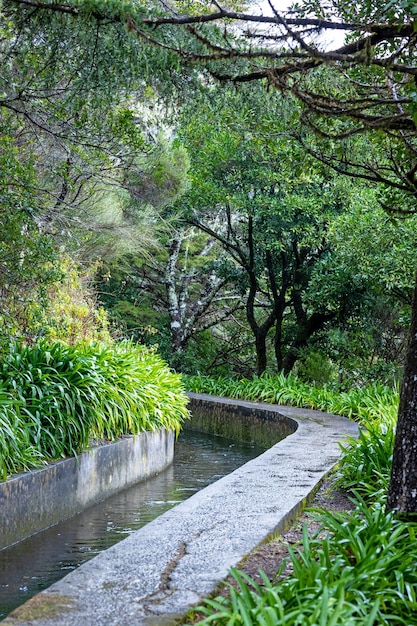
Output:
top-left (3, 395), bottom-right (359, 626)
top-left (1, 393), bottom-right (296, 550)
top-left (186, 393), bottom-right (297, 446)
top-left (3, 394), bottom-right (357, 626)
top-left (0, 429), bottom-right (175, 549)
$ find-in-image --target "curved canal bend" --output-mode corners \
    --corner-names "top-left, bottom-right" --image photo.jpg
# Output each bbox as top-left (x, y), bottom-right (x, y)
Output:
top-left (0, 396), bottom-right (359, 626)
top-left (0, 429), bottom-right (268, 620)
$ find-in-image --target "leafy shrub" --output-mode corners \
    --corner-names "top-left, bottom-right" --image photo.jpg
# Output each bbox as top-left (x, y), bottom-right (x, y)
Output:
top-left (0, 385), bottom-right (45, 479)
top-left (0, 340), bottom-right (189, 479)
top-left (296, 350), bottom-right (336, 385)
top-left (40, 258), bottom-right (112, 345)
top-left (184, 373), bottom-right (399, 424)
top-left (195, 498), bottom-right (417, 625)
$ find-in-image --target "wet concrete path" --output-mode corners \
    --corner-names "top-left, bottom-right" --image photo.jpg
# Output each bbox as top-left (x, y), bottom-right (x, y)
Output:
top-left (3, 395), bottom-right (358, 626)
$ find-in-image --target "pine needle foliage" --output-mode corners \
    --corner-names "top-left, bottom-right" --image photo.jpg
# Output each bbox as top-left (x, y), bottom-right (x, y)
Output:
top-left (0, 340), bottom-right (188, 480)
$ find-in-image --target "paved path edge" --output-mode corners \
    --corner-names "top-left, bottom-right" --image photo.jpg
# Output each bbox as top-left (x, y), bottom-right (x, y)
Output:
top-left (4, 395), bottom-right (359, 626)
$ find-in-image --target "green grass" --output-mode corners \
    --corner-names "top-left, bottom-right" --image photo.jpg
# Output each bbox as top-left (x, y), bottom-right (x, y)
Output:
top-left (185, 372), bottom-right (407, 625)
top-left (0, 340), bottom-right (189, 479)
top-left (184, 372), bottom-right (398, 424)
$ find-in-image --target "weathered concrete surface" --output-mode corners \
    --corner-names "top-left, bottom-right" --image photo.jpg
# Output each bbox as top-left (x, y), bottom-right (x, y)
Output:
top-left (4, 395), bottom-right (358, 626)
top-left (185, 394), bottom-right (297, 446)
top-left (0, 430), bottom-right (175, 548)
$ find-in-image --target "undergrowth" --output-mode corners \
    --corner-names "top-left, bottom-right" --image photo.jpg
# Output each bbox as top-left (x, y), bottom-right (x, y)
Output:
top-left (184, 372), bottom-right (398, 423)
top-left (184, 373), bottom-right (410, 625)
top-left (194, 497), bottom-right (417, 625)
top-left (0, 340), bottom-right (189, 479)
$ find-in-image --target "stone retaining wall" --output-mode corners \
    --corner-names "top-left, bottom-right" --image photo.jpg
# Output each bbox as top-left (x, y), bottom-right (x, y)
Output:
top-left (186, 393), bottom-right (297, 446)
top-left (0, 429), bottom-right (174, 549)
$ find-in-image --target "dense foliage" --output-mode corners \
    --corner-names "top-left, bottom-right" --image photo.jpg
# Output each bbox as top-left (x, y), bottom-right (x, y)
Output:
top-left (176, 87), bottom-right (354, 376)
top-left (0, 341), bottom-right (189, 480)
top-left (2, 0), bottom-right (417, 514)
top-left (101, 87), bottom-right (414, 381)
top-left (1, 0), bottom-right (414, 384)
top-left (186, 381), bottom-right (410, 625)
top-left (185, 373), bottom-right (398, 424)
top-left (0, 0), bottom-right (191, 347)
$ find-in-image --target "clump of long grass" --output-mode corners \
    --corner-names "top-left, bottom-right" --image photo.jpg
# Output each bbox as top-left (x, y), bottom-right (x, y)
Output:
top-left (0, 340), bottom-right (189, 480)
top-left (186, 372), bottom-right (407, 625)
top-left (336, 416), bottom-right (395, 503)
top-left (184, 372), bottom-right (398, 424)
top-left (195, 497), bottom-right (417, 625)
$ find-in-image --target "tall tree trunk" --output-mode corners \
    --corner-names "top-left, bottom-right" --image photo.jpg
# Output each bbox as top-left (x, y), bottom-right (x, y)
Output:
top-left (245, 217), bottom-right (276, 375)
top-left (282, 347), bottom-right (300, 376)
top-left (255, 330), bottom-right (268, 376)
top-left (246, 283), bottom-right (275, 376)
top-left (387, 269), bottom-right (417, 517)
top-left (265, 250), bottom-right (287, 373)
top-left (274, 313), bottom-right (284, 372)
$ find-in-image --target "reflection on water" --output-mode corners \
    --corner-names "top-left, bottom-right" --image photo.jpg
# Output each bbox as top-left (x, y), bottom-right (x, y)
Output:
top-left (0, 429), bottom-right (265, 620)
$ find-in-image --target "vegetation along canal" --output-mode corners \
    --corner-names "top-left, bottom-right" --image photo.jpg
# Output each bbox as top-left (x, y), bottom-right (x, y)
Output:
top-left (0, 429), bottom-right (266, 620)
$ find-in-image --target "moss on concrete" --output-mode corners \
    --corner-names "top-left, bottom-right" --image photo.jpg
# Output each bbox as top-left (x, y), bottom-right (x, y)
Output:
top-left (4, 593), bottom-right (74, 622)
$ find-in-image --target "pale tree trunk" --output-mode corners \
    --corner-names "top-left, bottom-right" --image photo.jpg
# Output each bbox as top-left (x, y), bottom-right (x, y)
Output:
top-left (165, 236), bottom-right (184, 353)
top-left (164, 230), bottom-right (239, 362)
top-left (387, 269), bottom-right (417, 517)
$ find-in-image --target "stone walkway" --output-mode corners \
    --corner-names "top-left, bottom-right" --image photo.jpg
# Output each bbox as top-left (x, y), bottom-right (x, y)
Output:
top-left (4, 395), bottom-right (358, 626)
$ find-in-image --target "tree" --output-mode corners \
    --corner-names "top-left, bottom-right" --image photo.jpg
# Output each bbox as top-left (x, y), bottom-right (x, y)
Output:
top-left (0, 3), bottom-right (187, 250)
top-left (4, 0), bottom-right (417, 513)
top-left (133, 0), bottom-right (417, 517)
top-left (308, 190), bottom-right (417, 384)
top-left (177, 86), bottom-right (358, 375)
top-left (0, 112), bottom-right (61, 341)
top-left (0, 0), bottom-right (192, 343)
top-left (98, 224), bottom-right (242, 372)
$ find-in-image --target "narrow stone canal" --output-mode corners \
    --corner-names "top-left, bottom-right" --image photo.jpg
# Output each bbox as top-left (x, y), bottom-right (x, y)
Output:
top-left (0, 429), bottom-right (265, 620)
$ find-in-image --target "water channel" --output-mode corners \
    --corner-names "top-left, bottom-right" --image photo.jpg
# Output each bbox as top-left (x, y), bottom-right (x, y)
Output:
top-left (0, 429), bottom-right (266, 620)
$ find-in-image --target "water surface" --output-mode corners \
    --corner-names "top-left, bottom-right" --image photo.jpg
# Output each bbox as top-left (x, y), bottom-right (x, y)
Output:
top-left (0, 429), bottom-right (265, 620)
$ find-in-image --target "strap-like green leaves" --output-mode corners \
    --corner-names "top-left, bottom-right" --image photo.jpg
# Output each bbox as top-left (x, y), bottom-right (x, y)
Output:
top-left (0, 340), bottom-right (189, 480)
